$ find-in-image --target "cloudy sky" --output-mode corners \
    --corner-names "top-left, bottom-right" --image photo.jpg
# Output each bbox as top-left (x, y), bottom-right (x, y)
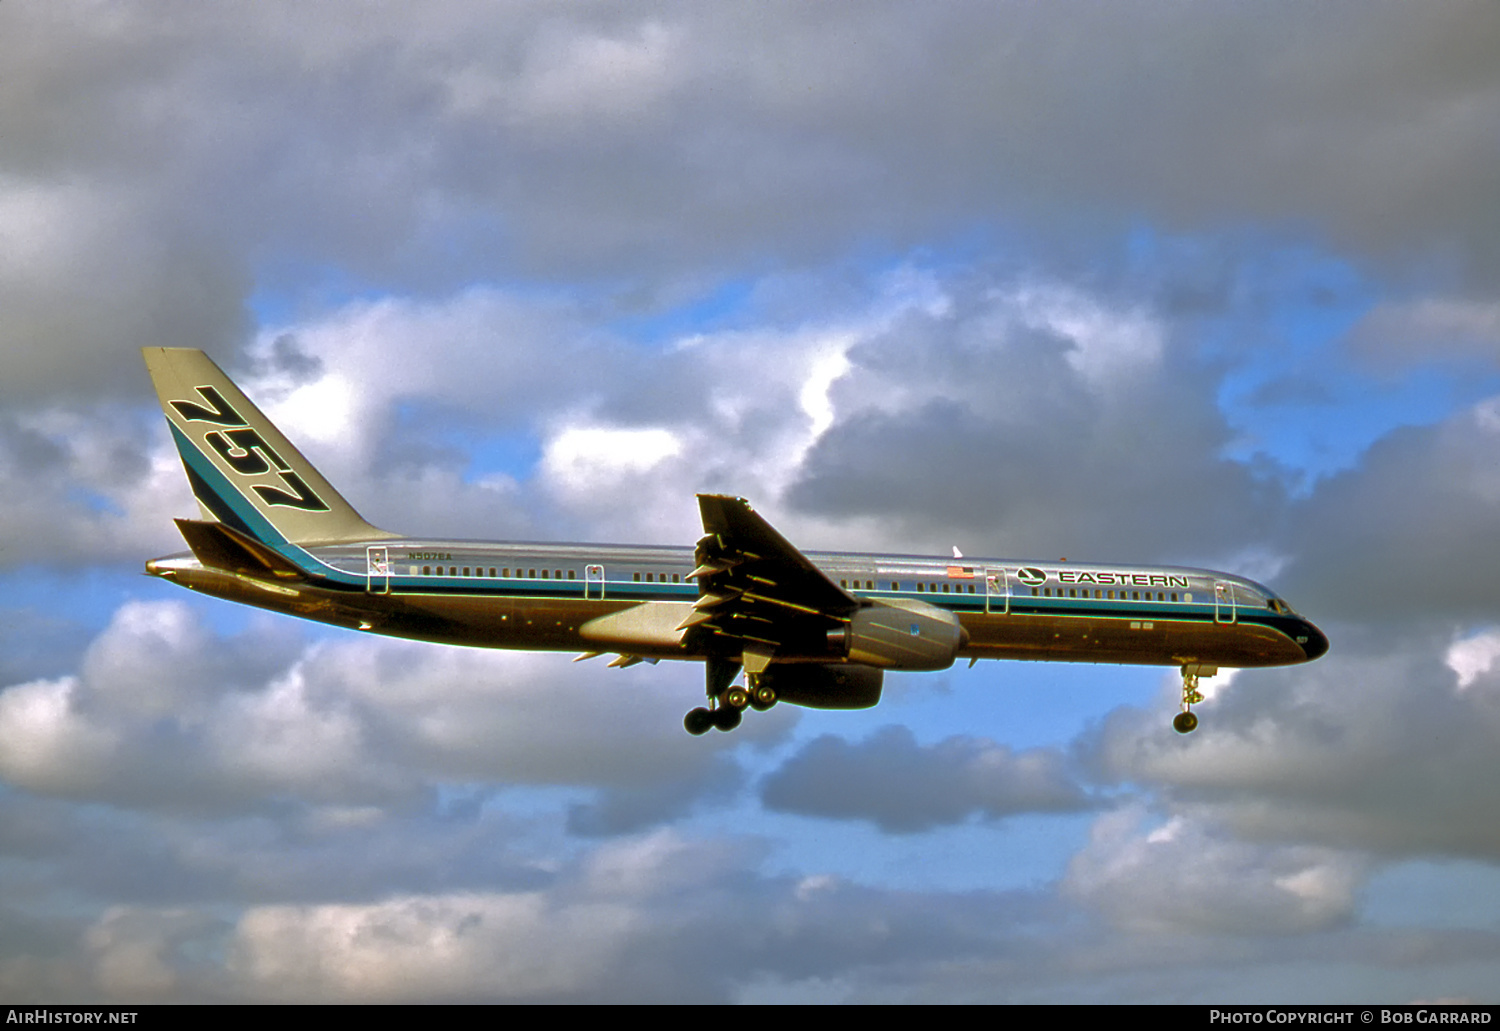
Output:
top-left (4, 0), bottom-right (1500, 1003)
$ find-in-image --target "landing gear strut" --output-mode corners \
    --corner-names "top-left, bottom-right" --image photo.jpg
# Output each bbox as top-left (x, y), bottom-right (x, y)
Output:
top-left (1174, 663), bottom-right (1215, 734)
top-left (683, 657), bottom-right (776, 735)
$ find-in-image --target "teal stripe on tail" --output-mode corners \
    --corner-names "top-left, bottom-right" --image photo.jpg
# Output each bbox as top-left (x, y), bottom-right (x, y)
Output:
top-left (144, 347), bottom-right (395, 547)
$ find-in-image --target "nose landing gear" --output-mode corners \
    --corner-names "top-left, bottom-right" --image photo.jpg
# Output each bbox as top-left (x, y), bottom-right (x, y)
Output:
top-left (1174, 663), bottom-right (1215, 734)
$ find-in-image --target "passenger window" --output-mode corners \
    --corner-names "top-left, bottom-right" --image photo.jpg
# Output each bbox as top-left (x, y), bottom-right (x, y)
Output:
top-left (449, 567), bottom-right (457, 577)
top-left (423, 566), bottom-right (431, 576)
top-left (672, 574), bottom-right (679, 583)
top-left (634, 572), bottom-right (641, 582)
top-left (570, 570), bottom-right (578, 580)
top-left (463, 567), bottom-right (471, 577)
top-left (529, 569), bottom-right (536, 578)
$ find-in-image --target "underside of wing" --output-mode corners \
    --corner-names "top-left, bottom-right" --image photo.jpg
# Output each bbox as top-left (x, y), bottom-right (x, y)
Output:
top-left (682, 495), bottom-right (860, 668)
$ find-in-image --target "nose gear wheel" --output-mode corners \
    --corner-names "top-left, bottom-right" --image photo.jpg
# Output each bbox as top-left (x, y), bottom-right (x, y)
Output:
top-left (1174, 664), bottom-right (1210, 734)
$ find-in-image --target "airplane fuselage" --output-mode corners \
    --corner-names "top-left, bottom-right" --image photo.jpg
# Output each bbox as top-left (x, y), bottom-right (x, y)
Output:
top-left (148, 536), bottom-right (1328, 671)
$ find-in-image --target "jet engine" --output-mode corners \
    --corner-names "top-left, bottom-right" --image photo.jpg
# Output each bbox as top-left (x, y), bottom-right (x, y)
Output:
top-left (757, 663), bottom-right (884, 709)
top-left (828, 598), bottom-right (967, 670)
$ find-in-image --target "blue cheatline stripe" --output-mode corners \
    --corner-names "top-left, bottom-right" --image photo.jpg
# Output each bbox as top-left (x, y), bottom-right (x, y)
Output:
top-left (166, 423), bottom-right (362, 585)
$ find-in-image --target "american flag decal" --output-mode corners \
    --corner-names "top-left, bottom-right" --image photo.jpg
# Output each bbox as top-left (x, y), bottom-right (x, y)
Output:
top-left (947, 565), bottom-right (975, 578)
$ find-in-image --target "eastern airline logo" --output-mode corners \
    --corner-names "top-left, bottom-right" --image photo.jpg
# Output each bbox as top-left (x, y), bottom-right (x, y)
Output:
top-left (1017, 567), bottom-right (1047, 586)
top-left (170, 386), bottom-right (330, 512)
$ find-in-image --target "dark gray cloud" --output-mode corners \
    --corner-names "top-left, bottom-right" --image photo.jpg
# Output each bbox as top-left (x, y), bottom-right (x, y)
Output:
top-left (0, 603), bottom-right (93, 686)
top-left (5, 2), bottom-right (1500, 404)
top-left (0, 786), bottom-right (555, 911)
top-left (566, 751), bottom-right (743, 836)
top-left (1279, 403), bottom-right (1500, 625)
top-left (761, 725), bottom-right (1092, 833)
top-left (1346, 297), bottom-right (1500, 369)
top-left (786, 279), bottom-right (1284, 564)
top-left (0, 406), bottom-right (184, 570)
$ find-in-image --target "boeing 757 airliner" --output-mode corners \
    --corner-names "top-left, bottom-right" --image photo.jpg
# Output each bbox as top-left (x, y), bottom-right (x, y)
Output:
top-left (142, 347), bottom-right (1327, 735)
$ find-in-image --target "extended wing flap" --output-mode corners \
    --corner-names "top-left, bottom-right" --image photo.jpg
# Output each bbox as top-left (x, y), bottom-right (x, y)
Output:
top-left (689, 495), bottom-right (858, 654)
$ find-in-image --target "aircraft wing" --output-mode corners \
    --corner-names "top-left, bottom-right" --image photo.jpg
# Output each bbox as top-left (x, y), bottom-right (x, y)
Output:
top-left (684, 494), bottom-right (860, 666)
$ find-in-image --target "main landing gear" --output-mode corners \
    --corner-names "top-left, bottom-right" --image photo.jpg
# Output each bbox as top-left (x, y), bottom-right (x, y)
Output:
top-left (683, 678), bottom-right (778, 735)
top-left (684, 658), bottom-right (776, 735)
top-left (1173, 663), bottom-right (1215, 734)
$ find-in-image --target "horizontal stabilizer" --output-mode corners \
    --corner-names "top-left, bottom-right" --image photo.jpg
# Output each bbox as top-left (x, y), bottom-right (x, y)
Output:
top-left (173, 518), bottom-right (307, 579)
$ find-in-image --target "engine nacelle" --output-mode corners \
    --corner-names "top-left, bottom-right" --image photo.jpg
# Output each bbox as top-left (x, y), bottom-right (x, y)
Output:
top-left (830, 598), bottom-right (966, 670)
top-left (758, 663), bottom-right (884, 709)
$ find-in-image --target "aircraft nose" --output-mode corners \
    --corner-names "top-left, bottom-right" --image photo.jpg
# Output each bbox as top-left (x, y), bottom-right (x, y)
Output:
top-left (1298, 621), bottom-right (1329, 662)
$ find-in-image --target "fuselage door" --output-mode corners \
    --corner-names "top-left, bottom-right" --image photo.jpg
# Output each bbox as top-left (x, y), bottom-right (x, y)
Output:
top-left (985, 567), bottom-right (1009, 614)
top-left (1214, 580), bottom-right (1236, 624)
top-left (585, 564), bottom-right (605, 600)
top-left (366, 545), bottom-right (391, 595)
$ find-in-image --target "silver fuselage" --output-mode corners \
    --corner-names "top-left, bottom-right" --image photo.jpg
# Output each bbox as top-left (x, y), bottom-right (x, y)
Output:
top-left (148, 537), bottom-right (1328, 670)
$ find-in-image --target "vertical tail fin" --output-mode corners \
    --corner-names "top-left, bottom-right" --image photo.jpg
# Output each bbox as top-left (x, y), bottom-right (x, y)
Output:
top-left (143, 347), bottom-right (393, 546)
